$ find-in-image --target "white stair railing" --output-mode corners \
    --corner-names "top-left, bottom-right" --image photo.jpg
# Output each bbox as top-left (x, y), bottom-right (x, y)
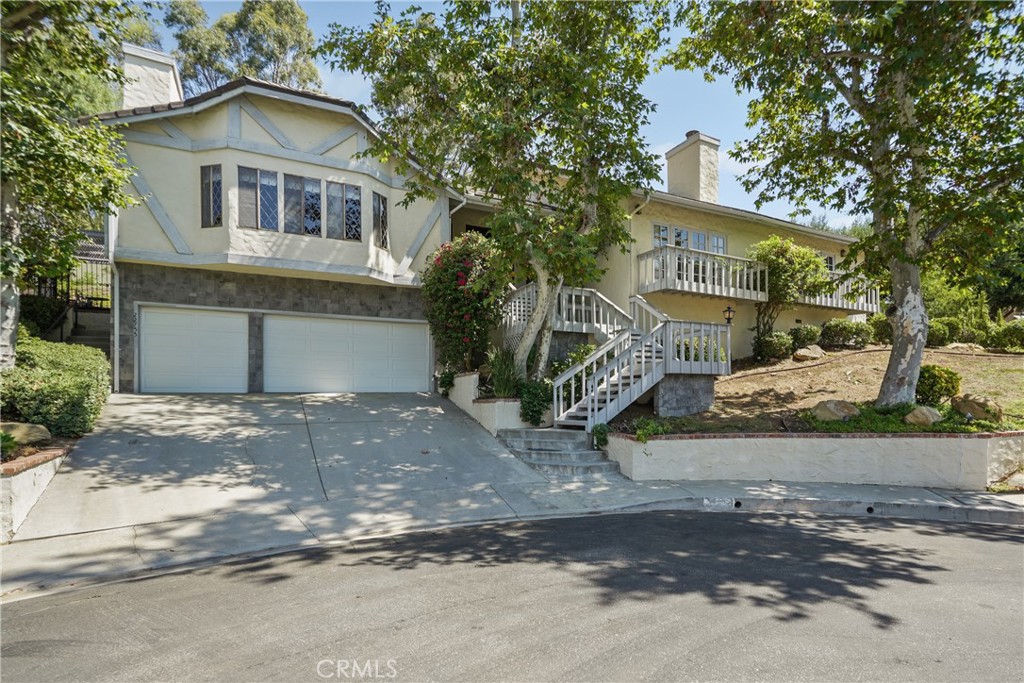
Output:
top-left (552, 329), bottom-right (633, 423)
top-left (629, 294), bottom-right (668, 334)
top-left (584, 324), bottom-right (668, 431)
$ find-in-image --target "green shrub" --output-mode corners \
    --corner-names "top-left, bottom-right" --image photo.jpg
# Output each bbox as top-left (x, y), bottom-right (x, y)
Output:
top-left (819, 318), bottom-right (872, 349)
top-left (591, 423), bottom-right (610, 449)
top-left (926, 320), bottom-right (951, 348)
top-left (487, 346), bottom-right (521, 398)
top-left (678, 336), bottom-right (728, 362)
top-left (549, 342), bottom-right (597, 398)
top-left (19, 295), bottom-right (68, 335)
top-left (753, 330), bottom-right (793, 361)
top-left (868, 313), bottom-right (893, 344)
top-left (1, 336), bottom-right (110, 436)
top-left (518, 380), bottom-right (551, 426)
top-left (915, 364), bottom-right (961, 406)
top-left (789, 324), bottom-right (821, 348)
top-left (437, 367), bottom-right (456, 396)
top-left (1, 432), bottom-right (18, 461)
top-left (630, 416), bottom-right (673, 444)
top-left (990, 319), bottom-right (1024, 351)
top-left (932, 316), bottom-right (964, 343)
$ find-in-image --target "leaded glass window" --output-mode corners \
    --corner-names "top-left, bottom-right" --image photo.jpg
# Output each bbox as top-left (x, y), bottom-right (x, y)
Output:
top-left (304, 177), bottom-right (322, 236)
top-left (284, 174), bottom-right (303, 234)
top-left (326, 182), bottom-right (344, 240)
top-left (373, 192), bottom-right (388, 249)
top-left (201, 165), bottom-right (222, 227)
top-left (259, 170), bottom-right (278, 230)
top-left (345, 185), bottom-right (361, 240)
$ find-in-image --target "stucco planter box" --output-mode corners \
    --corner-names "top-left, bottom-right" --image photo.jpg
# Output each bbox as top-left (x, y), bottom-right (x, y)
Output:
top-left (1, 445), bottom-right (71, 543)
top-left (448, 372), bottom-right (552, 436)
top-left (606, 432), bottom-right (1024, 491)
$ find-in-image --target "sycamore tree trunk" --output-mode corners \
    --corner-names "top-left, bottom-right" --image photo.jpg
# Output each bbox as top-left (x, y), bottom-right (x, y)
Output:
top-left (511, 259), bottom-right (562, 381)
top-left (876, 257), bottom-right (928, 407)
top-left (0, 180), bottom-right (19, 369)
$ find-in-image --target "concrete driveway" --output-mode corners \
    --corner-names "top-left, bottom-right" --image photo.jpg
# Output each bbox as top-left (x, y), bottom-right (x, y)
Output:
top-left (1, 392), bottom-right (552, 595)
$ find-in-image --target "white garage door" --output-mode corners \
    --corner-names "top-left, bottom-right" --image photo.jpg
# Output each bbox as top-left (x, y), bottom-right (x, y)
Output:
top-left (139, 307), bottom-right (248, 393)
top-left (264, 315), bottom-right (430, 393)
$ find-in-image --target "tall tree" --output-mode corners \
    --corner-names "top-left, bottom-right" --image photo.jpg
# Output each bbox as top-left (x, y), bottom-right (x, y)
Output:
top-left (320, 0), bottom-right (668, 378)
top-left (670, 1), bottom-right (1024, 406)
top-left (165, 0), bottom-right (321, 97)
top-left (1, 1), bottom-right (138, 368)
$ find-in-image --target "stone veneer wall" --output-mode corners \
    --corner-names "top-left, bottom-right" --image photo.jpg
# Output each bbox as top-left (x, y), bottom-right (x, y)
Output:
top-left (116, 263), bottom-right (425, 392)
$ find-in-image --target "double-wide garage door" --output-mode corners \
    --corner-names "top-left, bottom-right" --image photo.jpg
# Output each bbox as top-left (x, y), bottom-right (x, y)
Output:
top-left (139, 307), bottom-right (430, 393)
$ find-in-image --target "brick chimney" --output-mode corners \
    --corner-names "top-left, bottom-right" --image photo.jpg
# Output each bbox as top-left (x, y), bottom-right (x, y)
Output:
top-left (665, 130), bottom-right (720, 203)
top-left (122, 44), bottom-right (184, 109)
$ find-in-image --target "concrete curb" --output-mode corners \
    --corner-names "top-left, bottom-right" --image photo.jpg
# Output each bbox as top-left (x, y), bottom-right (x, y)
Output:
top-left (2, 496), bottom-right (1020, 604)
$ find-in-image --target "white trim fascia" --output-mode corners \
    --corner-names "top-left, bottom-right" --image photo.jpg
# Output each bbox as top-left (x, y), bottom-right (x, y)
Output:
top-left (105, 85), bottom-right (465, 200)
top-left (113, 247), bottom-right (422, 287)
top-left (308, 123), bottom-right (361, 155)
top-left (638, 190), bottom-right (859, 245)
top-left (398, 198), bottom-right (445, 273)
top-left (239, 96), bottom-right (296, 150)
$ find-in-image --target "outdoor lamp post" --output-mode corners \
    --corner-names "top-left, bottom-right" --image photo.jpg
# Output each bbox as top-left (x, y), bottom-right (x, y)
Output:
top-left (723, 306), bottom-right (735, 325)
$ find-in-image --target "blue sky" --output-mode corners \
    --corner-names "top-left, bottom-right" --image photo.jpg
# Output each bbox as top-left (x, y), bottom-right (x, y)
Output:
top-left (154, 1), bottom-right (856, 228)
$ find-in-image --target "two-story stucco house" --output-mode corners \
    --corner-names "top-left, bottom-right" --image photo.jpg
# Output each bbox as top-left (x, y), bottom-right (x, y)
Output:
top-left (103, 47), bottom-right (457, 394)
top-left (102, 48), bottom-right (877, 430)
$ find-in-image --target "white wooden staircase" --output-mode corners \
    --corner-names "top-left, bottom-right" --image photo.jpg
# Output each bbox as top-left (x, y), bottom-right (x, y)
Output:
top-left (503, 285), bottom-right (731, 433)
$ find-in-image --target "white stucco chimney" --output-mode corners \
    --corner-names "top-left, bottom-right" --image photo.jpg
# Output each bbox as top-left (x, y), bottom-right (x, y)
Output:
top-left (665, 130), bottom-right (720, 204)
top-left (121, 44), bottom-right (184, 109)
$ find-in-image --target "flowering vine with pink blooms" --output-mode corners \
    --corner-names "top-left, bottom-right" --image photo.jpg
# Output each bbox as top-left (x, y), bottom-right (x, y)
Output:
top-left (421, 232), bottom-right (505, 372)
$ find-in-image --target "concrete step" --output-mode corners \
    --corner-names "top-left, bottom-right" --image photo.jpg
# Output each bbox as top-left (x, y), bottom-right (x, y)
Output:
top-left (510, 448), bottom-right (609, 463)
top-left (498, 428), bottom-right (591, 450)
top-left (517, 460), bottom-right (621, 476)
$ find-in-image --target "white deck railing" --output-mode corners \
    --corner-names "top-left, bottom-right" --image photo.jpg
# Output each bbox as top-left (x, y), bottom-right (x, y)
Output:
top-left (637, 246), bottom-right (769, 302)
top-left (799, 273), bottom-right (881, 313)
top-left (502, 283), bottom-right (633, 348)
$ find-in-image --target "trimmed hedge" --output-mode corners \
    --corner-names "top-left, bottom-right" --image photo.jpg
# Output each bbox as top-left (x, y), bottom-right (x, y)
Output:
top-left (789, 324), bottom-right (821, 349)
top-left (1, 335), bottom-right (110, 437)
top-left (819, 318), bottom-right (872, 350)
top-left (868, 313), bottom-right (893, 345)
top-left (754, 331), bottom-right (794, 361)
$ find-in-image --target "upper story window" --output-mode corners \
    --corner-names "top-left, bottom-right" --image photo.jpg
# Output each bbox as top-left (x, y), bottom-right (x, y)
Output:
top-left (200, 165), bottom-right (222, 227)
top-left (284, 174), bottom-right (322, 236)
top-left (373, 192), bottom-right (388, 249)
top-left (326, 181), bottom-right (361, 241)
top-left (691, 231), bottom-right (707, 252)
top-left (823, 254), bottom-right (836, 273)
top-left (653, 224), bottom-right (688, 248)
top-left (238, 167), bottom-right (278, 231)
top-left (710, 234), bottom-right (726, 255)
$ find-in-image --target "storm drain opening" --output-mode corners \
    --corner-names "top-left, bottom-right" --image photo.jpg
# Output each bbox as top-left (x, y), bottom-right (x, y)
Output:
top-left (866, 506), bottom-right (875, 514)
top-left (734, 500), bottom-right (743, 509)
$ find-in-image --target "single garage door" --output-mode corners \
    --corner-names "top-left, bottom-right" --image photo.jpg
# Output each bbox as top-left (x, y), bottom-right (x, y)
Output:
top-left (139, 307), bottom-right (248, 393)
top-left (263, 315), bottom-right (430, 393)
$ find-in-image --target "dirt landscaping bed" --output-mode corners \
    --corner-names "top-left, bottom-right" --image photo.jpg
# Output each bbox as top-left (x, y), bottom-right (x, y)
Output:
top-left (611, 346), bottom-right (1024, 435)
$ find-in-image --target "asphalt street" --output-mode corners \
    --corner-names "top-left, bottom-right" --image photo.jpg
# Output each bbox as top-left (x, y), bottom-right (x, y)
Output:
top-left (2, 511), bottom-right (1021, 682)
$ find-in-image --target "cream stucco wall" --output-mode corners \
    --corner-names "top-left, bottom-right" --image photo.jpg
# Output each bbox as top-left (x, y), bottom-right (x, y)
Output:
top-left (115, 90), bottom-right (449, 286)
top-left (607, 433), bottom-right (1024, 490)
top-left (593, 196), bottom-right (856, 357)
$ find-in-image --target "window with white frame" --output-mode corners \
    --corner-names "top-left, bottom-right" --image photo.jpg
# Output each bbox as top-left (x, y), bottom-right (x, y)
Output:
top-left (823, 254), bottom-right (836, 273)
top-left (373, 192), bottom-right (388, 249)
top-left (691, 231), bottom-right (707, 252)
top-left (710, 234), bottom-right (726, 255)
top-left (238, 166), bottom-right (278, 230)
top-left (653, 224), bottom-right (688, 248)
top-left (200, 165), bottom-right (222, 228)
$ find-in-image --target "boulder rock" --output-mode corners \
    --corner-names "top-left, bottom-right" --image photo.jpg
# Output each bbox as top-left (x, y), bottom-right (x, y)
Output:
top-left (951, 394), bottom-right (1003, 423)
top-left (946, 342), bottom-right (985, 353)
top-left (793, 345), bottom-right (825, 361)
top-left (904, 406), bottom-right (943, 427)
top-left (0, 422), bottom-right (51, 445)
top-left (811, 399), bottom-right (860, 422)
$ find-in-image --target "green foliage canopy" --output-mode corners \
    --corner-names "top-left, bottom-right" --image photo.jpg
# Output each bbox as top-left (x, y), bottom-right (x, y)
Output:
top-left (670, 1), bottom-right (1024, 405)
top-left (165, 0), bottom-right (321, 96)
top-left (320, 0), bottom-right (669, 376)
